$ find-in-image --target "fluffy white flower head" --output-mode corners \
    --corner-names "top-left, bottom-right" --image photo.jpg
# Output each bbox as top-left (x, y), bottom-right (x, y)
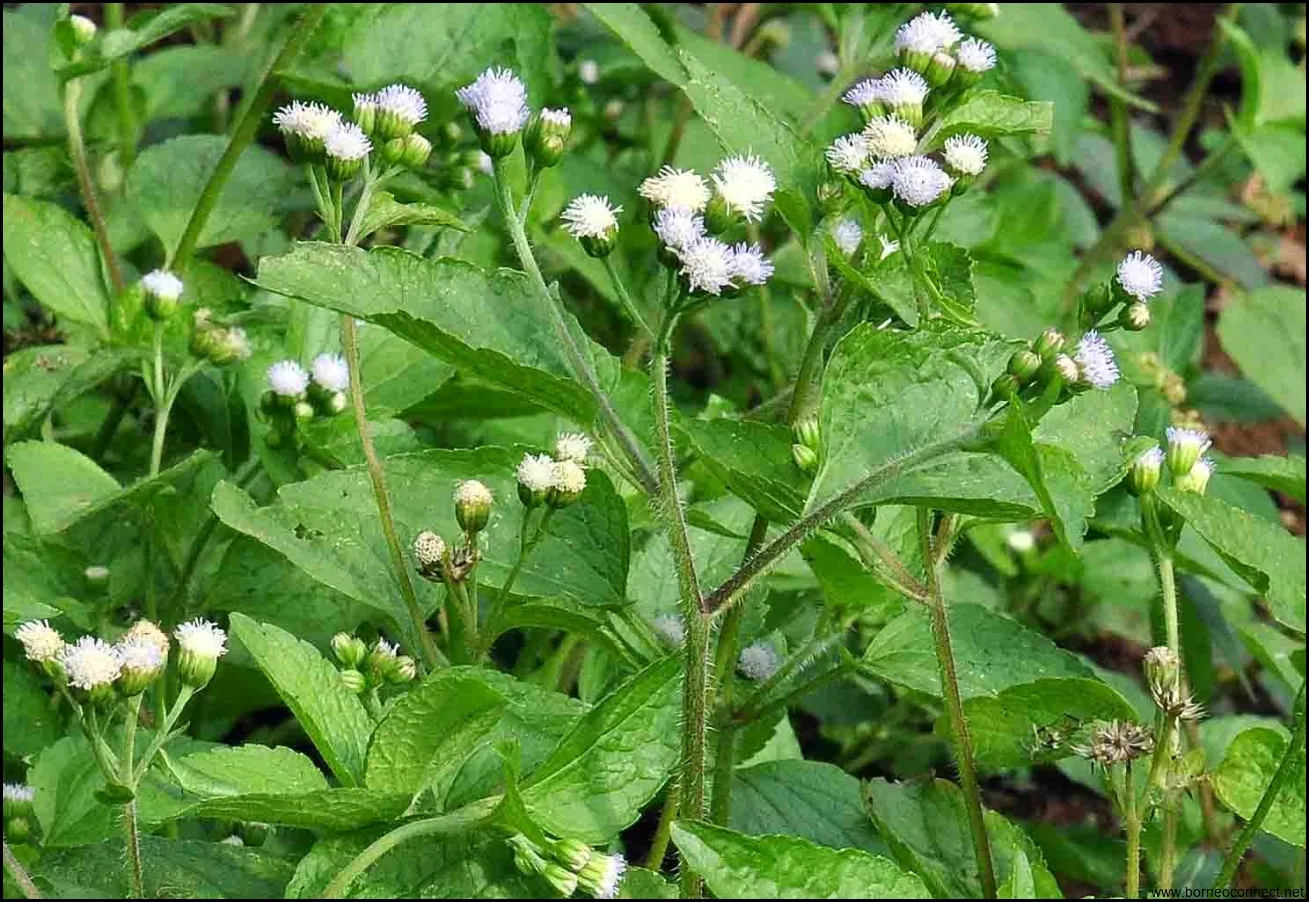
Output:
top-left (455, 479), bottom-right (494, 507)
top-left (561, 194), bottom-right (621, 239)
top-left (891, 156), bottom-right (953, 207)
top-left (311, 353), bottom-right (350, 392)
top-left (1137, 445), bottom-right (1165, 471)
top-left (583, 853), bottom-right (628, 899)
top-left (552, 459), bottom-right (587, 494)
top-left (267, 360), bottom-right (309, 397)
top-left (843, 78), bottom-right (882, 109)
top-left (1117, 251), bottom-right (1164, 301)
top-left (826, 133), bottom-right (871, 174)
top-left (729, 243), bottom-right (774, 286)
top-left (859, 160), bottom-right (897, 191)
top-left (712, 154), bottom-right (776, 221)
top-left (373, 637), bottom-right (399, 659)
top-left (895, 11), bottom-right (962, 54)
top-left (142, 270), bottom-right (184, 302)
top-left (738, 642), bottom-right (780, 681)
top-left (272, 101), bottom-right (341, 140)
top-left (943, 134), bottom-right (989, 176)
top-left (863, 115), bottom-right (918, 158)
top-left (880, 69), bottom-right (930, 108)
top-left (3, 784), bottom-right (35, 805)
top-left (831, 218), bottom-right (864, 256)
top-left (63, 637), bottom-right (122, 690)
top-left (324, 122), bottom-right (372, 162)
top-left (653, 207), bottom-right (706, 251)
top-left (957, 37), bottom-right (997, 73)
top-left (174, 618), bottom-right (228, 659)
top-left (1165, 427), bottom-right (1211, 455)
top-left (1075, 330), bottom-right (1119, 389)
top-left (555, 432), bottom-right (593, 464)
top-left (118, 638), bottom-right (164, 673)
top-left (639, 166), bottom-right (711, 212)
top-left (652, 614), bottom-right (685, 647)
top-left (517, 453), bottom-right (556, 492)
top-left (678, 237), bottom-right (736, 295)
top-left (16, 620), bottom-right (63, 662)
top-left (1189, 457), bottom-right (1215, 482)
top-left (374, 84), bottom-right (427, 126)
top-left (456, 67), bottom-right (529, 135)
top-left (540, 107), bottom-right (572, 128)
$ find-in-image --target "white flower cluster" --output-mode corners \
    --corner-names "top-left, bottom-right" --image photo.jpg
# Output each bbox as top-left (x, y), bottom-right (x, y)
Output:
top-left (516, 432), bottom-right (594, 503)
top-left (456, 67), bottom-right (530, 137)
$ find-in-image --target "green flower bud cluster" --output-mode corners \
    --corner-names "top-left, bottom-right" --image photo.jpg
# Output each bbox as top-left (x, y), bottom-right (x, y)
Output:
top-left (791, 415), bottom-right (821, 475)
top-left (260, 354), bottom-right (349, 449)
top-left (189, 308), bottom-right (252, 367)
top-left (332, 632), bottom-right (415, 692)
top-left (506, 833), bottom-right (628, 899)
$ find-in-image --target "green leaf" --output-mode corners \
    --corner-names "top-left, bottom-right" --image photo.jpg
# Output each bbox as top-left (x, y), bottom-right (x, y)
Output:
top-left (163, 743), bottom-right (326, 791)
top-left (671, 819), bottom-right (931, 898)
top-left (133, 45), bottom-right (248, 121)
top-left (2, 660), bottom-right (62, 759)
top-left (2, 9), bottom-right (65, 140)
top-left (6, 441), bottom-right (215, 535)
top-left (521, 656), bottom-right (681, 843)
top-left (1156, 487), bottom-right (1306, 633)
top-left (583, 3), bottom-right (687, 87)
top-left (862, 603), bottom-right (1095, 700)
top-left (1218, 19), bottom-right (1261, 132)
top-left (2, 194), bottom-right (110, 337)
top-left (992, 401), bottom-right (1093, 551)
top-left (960, 677), bottom-right (1141, 769)
top-left (176, 787), bottom-right (410, 832)
top-left (365, 669), bottom-right (506, 798)
top-left (998, 847), bottom-right (1037, 899)
top-left (931, 91), bottom-right (1054, 143)
top-left (127, 135), bottom-right (296, 260)
top-left (802, 534), bottom-right (908, 621)
top-left (229, 613), bottom-right (374, 787)
top-left (1220, 455), bottom-right (1306, 504)
top-left (255, 243), bottom-right (622, 425)
top-left (2, 532), bottom-right (88, 631)
top-left (56, 4), bottom-right (235, 80)
top-left (3, 347), bottom-right (137, 440)
top-left (1217, 286), bottom-right (1306, 426)
top-left (38, 836), bottom-right (294, 898)
top-left (865, 777), bottom-right (1062, 898)
top-left (678, 418), bottom-right (808, 522)
top-left (618, 866), bottom-right (679, 899)
top-left (730, 760), bottom-right (889, 856)
top-left (1212, 726), bottom-right (1306, 847)
top-left (355, 191), bottom-right (470, 242)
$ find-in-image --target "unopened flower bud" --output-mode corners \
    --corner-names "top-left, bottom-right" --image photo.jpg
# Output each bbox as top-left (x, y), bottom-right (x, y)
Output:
top-left (3, 785), bottom-right (36, 820)
top-left (380, 136), bottom-right (408, 167)
top-left (70, 14), bottom-right (98, 46)
top-left (174, 618), bottom-right (227, 689)
top-left (1165, 427), bottom-right (1211, 478)
top-left (339, 669), bottom-right (366, 694)
top-left (1034, 327), bottom-right (1066, 361)
top-left (551, 837), bottom-right (592, 871)
top-left (332, 632), bottom-right (368, 669)
top-left (1121, 302), bottom-right (1151, 331)
top-left (793, 415), bottom-right (821, 453)
top-left (400, 133), bottom-right (432, 169)
top-left (543, 863), bottom-right (579, 897)
top-left (1143, 646), bottom-right (1180, 699)
top-left (526, 108), bottom-right (571, 168)
top-left (413, 531), bottom-right (447, 581)
top-left (6, 816), bottom-right (31, 843)
top-left (239, 821), bottom-right (269, 847)
top-left (792, 443), bottom-right (819, 474)
top-left (1175, 457), bottom-right (1214, 495)
top-left (1127, 446), bottom-right (1163, 496)
top-left (365, 638), bottom-right (399, 682)
top-left (116, 638), bottom-right (164, 697)
top-left (454, 480), bottom-right (493, 534)
top-left (1007, 349), bottom-right (1042, 385)
top-left (703, 194), bottom-right (735, 235)
top-left (925, 50), bottom-right (957, 87)
top-left (329, 392), bottom-right (347, 414)
top-left (517, 453), bottom-right (555, 509)
top-left (990, 373), bottom-right (1020, 401)
top-left (1053, 354), bottom-right (1080, 385)
top-left (294, 400), bottom-right (315, 423)
top-left (386, 655), bottom-right (416, 684)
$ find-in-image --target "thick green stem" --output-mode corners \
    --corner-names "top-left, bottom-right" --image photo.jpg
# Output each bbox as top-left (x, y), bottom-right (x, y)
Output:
top-left (2, 841), bottom-right (42, 899)
top-left (1215, 680), bottom-right (1307, 890)
top-left (106, 4), bottom-right (136, 170)
top-left (1160, 800), bottom-right (1178, 891)
top-left (131, 685), bottom-right (195, 784)
top-left (921, 509), bottom-right (996, 898)
top-left (63, 78), bottom-right (124, 306)
top-left (322, 798), bottom-right (500, 898)
top-left (1107, 5), bottom-right (1137, 205)
top-left (645, 783), bottom-right (681, 870)
top-left (340, 314), bottom-right (441, 671)
top-left (169, 5), bottom-right (326, 272)
top-left (1124, 796), bottom-right (1142, 898)
top-left (1157, 554), bottom-right (1180, 657)
top-left (492, 158), bottom-right (658, 496)
top-left (122, 799), bottom-right (144, 898)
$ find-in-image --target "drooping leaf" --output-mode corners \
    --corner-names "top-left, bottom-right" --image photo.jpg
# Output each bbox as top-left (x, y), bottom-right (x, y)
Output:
top-left (354, 191), bottom-right (470, 242)
top-left (1212, 726), bottom-right (1306, 847)
top-left (1219, 455), bottom-right (1307, 505)
top-left (730, 759), bottom-right (889, 856)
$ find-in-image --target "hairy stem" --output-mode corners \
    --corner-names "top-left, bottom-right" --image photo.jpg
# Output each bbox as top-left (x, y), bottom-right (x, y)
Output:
top-left (1215, 679), bottom-right (1307, 890)
top-left (63, 78), bottom-right (124, 308)
top-left (1108, 5), bottom-right (1137, 204)
top-left (921, 509), bottom-right (996, 898)
top-left (1124, 784), bottom-right (1142, 898)
top-left (492, 158), bottom-right (658, 496)
top-left (1157, 553), bottom-right (1180, 656)
top-left (340, 314), bottom-right (441, 672)
top-left (703, 420), bottom-right (983, 618)
top-left (322, 798), bottom-right (500, 898)
top-left (2, 841), bottom-right (42, 899)
top-left (169, 4), bottom-right (326, 272)
top-left (122, 800), bottom-right (144, 898)
top-left (1160, 800), bottom-right (1178, 891)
